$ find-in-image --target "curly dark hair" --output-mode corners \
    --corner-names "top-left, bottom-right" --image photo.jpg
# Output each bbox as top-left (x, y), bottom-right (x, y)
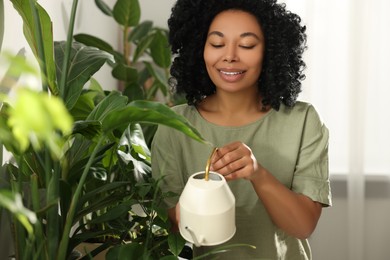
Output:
top-left (168, 0), bottom-right (307, 110)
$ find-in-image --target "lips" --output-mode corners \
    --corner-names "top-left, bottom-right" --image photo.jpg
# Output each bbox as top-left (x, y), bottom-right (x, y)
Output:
top-left (218, 69), bottom-right (246, 82)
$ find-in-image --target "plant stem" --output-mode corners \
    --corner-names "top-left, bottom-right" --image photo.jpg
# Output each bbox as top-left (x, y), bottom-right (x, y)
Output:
top-left (57, 135), bottom-right (104, 260)
top-left (124, 26), bottom-right (131, 66)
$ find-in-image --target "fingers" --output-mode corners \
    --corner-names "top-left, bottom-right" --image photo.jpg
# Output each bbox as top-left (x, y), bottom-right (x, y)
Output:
top-left (210, 141), bottom-right (257, 180)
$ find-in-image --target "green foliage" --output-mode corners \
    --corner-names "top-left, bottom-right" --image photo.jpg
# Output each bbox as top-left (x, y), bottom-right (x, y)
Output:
top-left (0, 0), bottom-right (207, 259)
top-left (74, 0), bottom-right (174, 105)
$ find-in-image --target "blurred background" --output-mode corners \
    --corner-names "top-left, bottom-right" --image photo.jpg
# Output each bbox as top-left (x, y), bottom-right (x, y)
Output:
top-left (1, 0), bottom-right (389, 259)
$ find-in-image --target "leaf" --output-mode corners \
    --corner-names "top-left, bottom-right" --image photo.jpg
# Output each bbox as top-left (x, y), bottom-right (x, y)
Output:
top-left (149, 30), bottom-right (171, 68)
top-left (160, 256), bottom-right (179, 260)
top-left (102, 100), bottom-right (208, 144)
top-left (94, 0), bottom-right (113, 16)
top-left (72, 120), bottom-right (102, 139)
top-left (112, 63), bottom-right (138, 83)
top-left (9, 0), bottom-right (58, 94)
top-left (89, 201), bottom-right (136, 224)
top-left (168, 233), bottom-right (186, 257)
top-left (86, 91), bottom-right (128, 121)
top-left (123, 123), bottom-right (151, 162)
top-left (128, 20), bottom-right (153, 42)
top-left (54, 41), bottom-right (114, 110)
top-left (74, 33), bottom-right (122, 64)
top-left (113, 0), bottom-right (140, 27)
top-left (143, 62), bottom-right (168, 94)
top-left (132, 33), bottom-right (155, 63)
top-left (74, 33), bottom-right (114, 54)
top-left (123, 82), bottom-right (145, 101)
top-left (106, 243), bottom-right (146, 260)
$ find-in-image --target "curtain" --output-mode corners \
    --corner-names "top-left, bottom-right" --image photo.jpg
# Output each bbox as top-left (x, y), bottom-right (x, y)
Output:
top-left (281, 1), bottom-right (390, 259)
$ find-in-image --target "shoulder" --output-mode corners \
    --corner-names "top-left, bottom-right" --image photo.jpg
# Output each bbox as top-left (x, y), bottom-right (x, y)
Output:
top-left (171, 103), bottom-right (199, 120)
top-left (279, 101), bottom-right (324, 122)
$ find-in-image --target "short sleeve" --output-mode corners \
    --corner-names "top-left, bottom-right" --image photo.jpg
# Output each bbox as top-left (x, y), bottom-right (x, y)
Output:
top-left (292, 105), bottom-right (332, 207)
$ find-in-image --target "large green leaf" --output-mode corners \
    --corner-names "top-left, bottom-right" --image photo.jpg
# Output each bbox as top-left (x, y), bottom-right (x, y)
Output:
top-left (150, 30), bottom-right (171, 68)
top-left (9, 0), bottom-right (58, 94)
top-left (86, 91), bottom-right (128, 121)
top-left (54, 41), bottom-right (114, 110)
top-left (113, 0), bottom-right (140, 27)
top-left (102, 100), bottom-right (208, 144)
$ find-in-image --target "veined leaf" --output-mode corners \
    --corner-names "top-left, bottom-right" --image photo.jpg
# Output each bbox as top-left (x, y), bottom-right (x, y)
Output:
top-left (113, 0), bottom-right (140, 27)
top-left (54, 41), bottom-right (114, 110)
top-left (150, 29), bottom-right (171, 68)
top-left (102, 100), bottom-right (208, 144)
top-left (86, 91), bottom-right (128, 121)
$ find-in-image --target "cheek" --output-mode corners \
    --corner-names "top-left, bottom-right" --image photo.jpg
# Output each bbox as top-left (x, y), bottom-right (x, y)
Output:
top-left (203, 47), bottom-right (220, 66)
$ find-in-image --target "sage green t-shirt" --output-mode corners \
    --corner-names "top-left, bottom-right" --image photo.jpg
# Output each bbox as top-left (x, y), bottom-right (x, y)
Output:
top-left (151, 101), bottom-right (332, 260)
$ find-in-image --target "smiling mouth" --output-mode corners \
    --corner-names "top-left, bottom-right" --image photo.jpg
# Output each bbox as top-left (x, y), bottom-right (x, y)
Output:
top-left (219, 70), bottom-right (245, 75)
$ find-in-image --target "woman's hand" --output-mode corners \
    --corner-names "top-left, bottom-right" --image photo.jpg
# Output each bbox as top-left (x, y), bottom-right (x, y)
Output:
top-left (210, 141), bottom-right (262, 181)
top-left (211, 142), bottom-right (322, 239)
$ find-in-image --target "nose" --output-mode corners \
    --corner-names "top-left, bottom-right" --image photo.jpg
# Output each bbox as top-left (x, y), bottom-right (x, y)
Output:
top-left (223, 45), bottom-right (238, 63)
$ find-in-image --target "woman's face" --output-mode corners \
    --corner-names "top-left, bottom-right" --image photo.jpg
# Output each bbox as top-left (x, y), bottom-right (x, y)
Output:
top-left (203, 10), bottom-right (265, 94)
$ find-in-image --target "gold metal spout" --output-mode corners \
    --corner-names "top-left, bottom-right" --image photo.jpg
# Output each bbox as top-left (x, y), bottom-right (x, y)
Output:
top-left (205, 147), bottom-right (218, 181)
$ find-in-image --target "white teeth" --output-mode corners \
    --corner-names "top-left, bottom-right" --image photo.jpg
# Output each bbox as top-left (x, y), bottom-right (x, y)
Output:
top-left (220, 71), bottom-right (243, 75)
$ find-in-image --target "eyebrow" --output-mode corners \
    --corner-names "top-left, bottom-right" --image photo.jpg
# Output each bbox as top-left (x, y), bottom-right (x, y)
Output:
top-left (208, 31), bottom-right (261, 40)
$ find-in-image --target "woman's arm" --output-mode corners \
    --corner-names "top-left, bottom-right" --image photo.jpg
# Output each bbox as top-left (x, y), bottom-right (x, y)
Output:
top-left (250, 166), bottom-right (322, 239)
top-left (168, 203), bottom-right (180, 233)
top-left (211, 141), bottom-right (322, 239)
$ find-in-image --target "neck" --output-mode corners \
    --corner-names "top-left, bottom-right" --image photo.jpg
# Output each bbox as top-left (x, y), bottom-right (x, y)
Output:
top-left (205, 89), bottom-right (262, 114)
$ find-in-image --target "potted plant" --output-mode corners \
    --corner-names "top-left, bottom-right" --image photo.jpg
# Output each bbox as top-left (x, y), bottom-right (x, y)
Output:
top-left (0, 0), bottom-right (207, 259)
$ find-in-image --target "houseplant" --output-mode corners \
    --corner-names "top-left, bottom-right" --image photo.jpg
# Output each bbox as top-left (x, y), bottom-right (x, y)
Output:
top-left (0, 0), bottom-right (208, 259)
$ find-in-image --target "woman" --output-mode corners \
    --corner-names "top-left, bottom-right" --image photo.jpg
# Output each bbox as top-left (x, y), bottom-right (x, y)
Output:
top-left (152, 0), bottom-right (332, 259)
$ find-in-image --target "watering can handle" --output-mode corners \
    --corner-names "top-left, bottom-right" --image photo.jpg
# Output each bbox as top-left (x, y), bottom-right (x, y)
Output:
top-left (185, 226), bottom-right (203, 247)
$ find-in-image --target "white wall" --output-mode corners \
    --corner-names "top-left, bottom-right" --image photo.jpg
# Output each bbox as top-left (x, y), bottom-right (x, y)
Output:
top-left (139, 0), bottom-right (176, 28)
top-left (2, 0), bottom-right (119, 90)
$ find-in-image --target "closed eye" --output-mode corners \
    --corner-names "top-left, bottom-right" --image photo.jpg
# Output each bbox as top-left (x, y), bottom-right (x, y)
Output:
top-left (240, 45), bottom-right (255, 49)
top-left (211, 44), bottom-right (224, 48)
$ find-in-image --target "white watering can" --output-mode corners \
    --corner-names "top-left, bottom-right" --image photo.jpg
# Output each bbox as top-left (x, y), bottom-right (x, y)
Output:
top-left (179, 148), bottom-right (236, 247)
